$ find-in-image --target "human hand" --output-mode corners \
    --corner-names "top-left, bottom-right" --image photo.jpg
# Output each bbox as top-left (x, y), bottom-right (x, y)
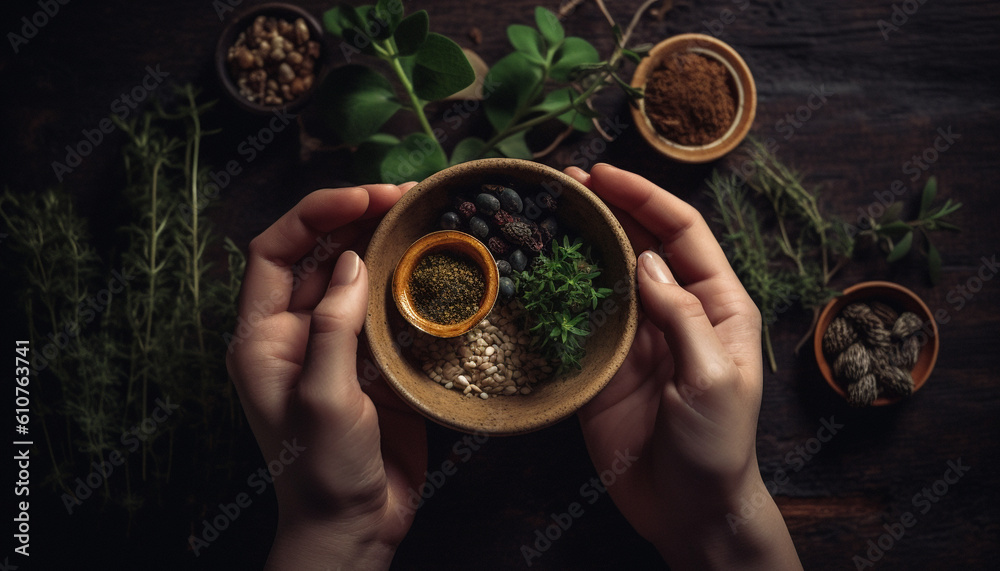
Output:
top-left (226, 185), bottom-right (427, 569)
top-left (566, 164), bottom-right (800, 570)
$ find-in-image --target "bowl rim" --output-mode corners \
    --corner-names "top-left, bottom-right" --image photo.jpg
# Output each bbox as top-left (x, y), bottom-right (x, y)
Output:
top-left (214, 2), bottom-right (327, 115)
top-left (364, 158), bottom-right (638, 435)
top-left (391, 230), bottom-right (500, 338)
top-left (630, 33), bottom-right (757, 163)
top-left (813, 280), bottom-right (940, 406)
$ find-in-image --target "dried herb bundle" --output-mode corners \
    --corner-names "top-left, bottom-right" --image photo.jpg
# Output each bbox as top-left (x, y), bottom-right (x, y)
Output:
top-left (0, 85), bottom-right (245, 520)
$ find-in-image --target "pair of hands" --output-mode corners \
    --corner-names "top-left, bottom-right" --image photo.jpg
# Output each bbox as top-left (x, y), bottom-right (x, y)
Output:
top-left (225, 164), bottom-right (801, 569)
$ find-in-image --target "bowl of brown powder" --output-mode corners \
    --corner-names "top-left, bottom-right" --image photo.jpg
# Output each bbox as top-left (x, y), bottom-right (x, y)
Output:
top-left (630, 33), bottom-right (756, 163)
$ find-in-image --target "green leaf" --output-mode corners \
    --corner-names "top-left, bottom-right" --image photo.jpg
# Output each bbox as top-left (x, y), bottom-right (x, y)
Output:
top-left (380, 133), bottom-right (447, 184)
top-left (919, 176), bottom-right (937, 219)
top-left (927, 241), bottom-right (942, 285)
top-left (621, 48), bottom-right (643, 64)
top-left (877, 220), bottom-right (911, 239)
top-left (484, 52), bottom-right (544, 131)
top-left (535, 88), bottom-right (592, 132)
top-left (355, 5), bottom-right (392, 41)
top-left (886, 231), bottom-right (913, 263)
top-left (353, 134), bottom-right (401, 183)
top-left (412, 33), bottom-right (476, 101)
top-left (318, 65), bottom-right (402, 145)
top-left (496, 131), bottom-right (532, 159)
top-left (535, 7), bottom-right (564, 46)
top-left (394, 10), bottom-right (428, 56)
top-left (323, 5), bottom-right (359, 37)
top-left (881, 201), bottom-right (904, 223)
top-left (550, 37), bottom-right (600, 82)
top-left (449, 137), bottom-right (502, 165)
top-left (507, 24), bottom-right (545, 63)
top-left (375, 0), bottom-right (404, 31)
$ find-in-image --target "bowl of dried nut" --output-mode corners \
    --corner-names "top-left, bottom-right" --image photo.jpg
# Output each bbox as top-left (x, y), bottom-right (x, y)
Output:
top-left (814, 281), bottom-right (939, 407)
top-left (364, 159), bottom-right (638, 435)
top-left (215, 3), bottom-right (327, 113)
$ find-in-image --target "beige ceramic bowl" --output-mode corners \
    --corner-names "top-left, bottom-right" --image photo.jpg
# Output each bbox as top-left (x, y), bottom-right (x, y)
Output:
top-left (814, 281), bottom-right (939, 406)
top-left (630, 33), bottom-right (756, 163)
top-left (392, 230), bottom-right (499, 338)
top-left (364, 159), bottom-right (638, 435)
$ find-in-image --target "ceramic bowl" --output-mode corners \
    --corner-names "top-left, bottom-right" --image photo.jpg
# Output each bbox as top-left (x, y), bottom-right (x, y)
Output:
top-left (392, 230), bottom-right (500, 338)
top-left (814, 281), bottom-right (939, 406)
top-left (215, 3), bottom-right (327, 114)
top-left (364, 158), bottom-right (639, 435)
top-left (630, 33), bottom-right (756, 163)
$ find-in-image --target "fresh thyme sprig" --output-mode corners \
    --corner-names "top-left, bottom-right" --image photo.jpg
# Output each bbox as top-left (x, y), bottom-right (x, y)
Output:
top-left (514, 236), bottom-right (612, 374)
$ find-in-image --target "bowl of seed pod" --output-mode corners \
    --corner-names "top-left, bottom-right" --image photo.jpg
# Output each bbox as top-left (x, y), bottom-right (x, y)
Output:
top-left (364, 158), bottom-right (638, 435)
top-left (814, 281), bottom-right (939, 407)
top-left (215, 3), bottom-right (327, 113)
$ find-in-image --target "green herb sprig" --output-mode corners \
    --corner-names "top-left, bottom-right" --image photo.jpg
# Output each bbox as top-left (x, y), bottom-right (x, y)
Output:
top-left (1, 85), bottom-right (245, 521)
top-left (320, 1), bottom-right (656, 183)
top-left (515, 236), bottom-right (612, 373)
top-left (855, 176), bottom-right (961, 284)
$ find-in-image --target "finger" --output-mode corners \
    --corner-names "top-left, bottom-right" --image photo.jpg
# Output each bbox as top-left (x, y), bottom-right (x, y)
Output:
top-left (239, 187), bottom-right (369, 321)
top-left (286, 184), bottom-right (406, 312)
top-left (637, 251), bottom-right (744, 405)
top-left (296, 251), bottom-right (370, 422)
top-left (564, 166), bottom-right (659, 254)
top-left (586, 163), bottom-right (733, 287)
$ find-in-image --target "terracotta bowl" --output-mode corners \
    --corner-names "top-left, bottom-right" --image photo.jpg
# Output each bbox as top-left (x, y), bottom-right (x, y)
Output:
top-left (215, 3), bottom-right (327, 114)
top-left (814, 281), bottom-right (939, 406)
top-left (364, 159), bottom-right (639, 435)
top-left (392, 230), bottom-right (500, 338)
top-left (630, 33), bottom-right (756, 163)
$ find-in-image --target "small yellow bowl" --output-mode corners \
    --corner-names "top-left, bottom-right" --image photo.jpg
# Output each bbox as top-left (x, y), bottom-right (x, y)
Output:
top-left (630, 33), bottom-right (757, 163)
top-left (392, 231), bottom-right (499, 338)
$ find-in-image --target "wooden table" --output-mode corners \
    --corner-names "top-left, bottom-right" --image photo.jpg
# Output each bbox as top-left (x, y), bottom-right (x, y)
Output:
top-left (3, 0), bottom-right (998, 568)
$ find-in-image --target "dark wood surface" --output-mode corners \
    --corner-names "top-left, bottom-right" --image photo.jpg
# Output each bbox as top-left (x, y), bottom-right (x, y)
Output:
top-left (3, 0), bottom-right (998, 569)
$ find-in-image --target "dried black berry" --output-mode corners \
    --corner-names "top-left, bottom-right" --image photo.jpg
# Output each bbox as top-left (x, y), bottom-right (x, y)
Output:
top-left (440, 211), bottom-right (461, 230)
top-left (491, 210), bottom-right (515, 227)
top-left (496, 260), bottom-right (511, 276)
top-left (469, 216), bottom-right (489, 239)
top-left (537, 193), bottom-right (557, 211)
top-left (509, 249), bottom-right (527, 272)
top-left (499, 277), bottom-right (515, 299)
top-left (457, 201), bottom-right (476, 220)
top-left (488, 236), bottom-right (511, 256)
top-left (499, 187), bottom-right (523, 213)
top-left (476, 193), bottom-right (500, 215)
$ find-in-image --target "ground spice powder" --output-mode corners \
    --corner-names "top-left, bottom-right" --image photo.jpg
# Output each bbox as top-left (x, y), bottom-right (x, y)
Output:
top-left (644, 52), bottom-right (737, 146)
top-left (409, 252), bottom-right (485, 325)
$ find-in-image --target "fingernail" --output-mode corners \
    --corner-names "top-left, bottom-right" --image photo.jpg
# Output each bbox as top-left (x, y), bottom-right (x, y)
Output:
top-left (639, 251), bottom-right (674, 284)
top-left (330, 250), bottom-right (362, 287)
top-left (564, 166), bottom-right (587, 178)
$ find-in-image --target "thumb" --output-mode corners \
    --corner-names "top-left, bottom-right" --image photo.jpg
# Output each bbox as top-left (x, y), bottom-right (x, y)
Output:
top-left (298, 250), bottom-right (369, 411)
top-left (637, 251), bottom-right (739, 407)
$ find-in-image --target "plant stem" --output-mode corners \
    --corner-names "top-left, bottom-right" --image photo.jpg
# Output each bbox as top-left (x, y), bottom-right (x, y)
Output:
top-left (383, 39), bottom-right (441, 148)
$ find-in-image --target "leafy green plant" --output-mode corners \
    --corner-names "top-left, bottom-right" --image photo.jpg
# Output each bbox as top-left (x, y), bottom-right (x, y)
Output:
top-left (514, 236), bottom-right (612, 373)
top-left (0, 85), bottom-right (245, 521)
top-left (855, 176), bottom-right (961, 284)
top-left (320, 0), bottom-right (654, 183)
top-left (709, 140), bottom-right (962, 371)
